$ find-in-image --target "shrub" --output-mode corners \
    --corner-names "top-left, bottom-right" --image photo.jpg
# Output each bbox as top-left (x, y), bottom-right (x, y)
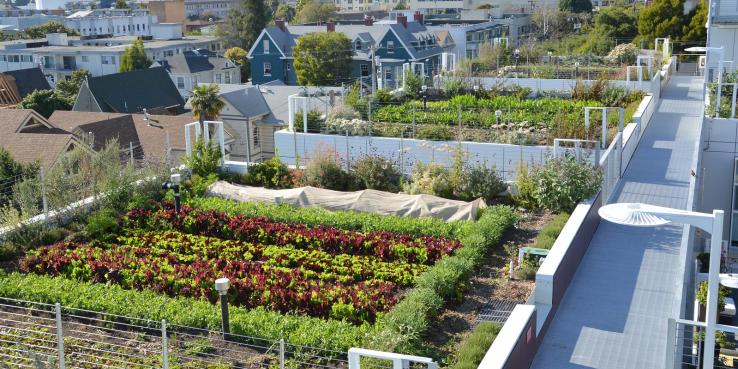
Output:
top-left (182, 139), bottom-right (222, 177)
top-left (415, 124), bottom-right (455, 141)
top-left (515, 257), bottom-right (539, 280)
top-left (455, 163), bottom-right (506, 203)
top-left (294, 110), bottom-right (323, 132)
top-left (403, 70), bottom-right (423, 100)
top-left (605, 43), bottom-right (638, 65)
top-left (449, 322), bottom-right (501, 369)
top-left (301, 150), bottom-right (358, 191)
top-left (373, 89), bottom-right (393, 103)
top-left (242, 157), bottom-right (293, 189)
top-left (443, 78), bottom-right (466, 98)
top-left (404, 162), bottom-right (453, 199)
top-left (512, 162), bottom-right (536, 209)
top-left (351, 155), bottom-right (402, 192)
top-left (529, 155), bottom-right (602, 212)
top-left (85, 210), bottom-right (119, 241)
top-left (187, 197), bottom-right (464, 237)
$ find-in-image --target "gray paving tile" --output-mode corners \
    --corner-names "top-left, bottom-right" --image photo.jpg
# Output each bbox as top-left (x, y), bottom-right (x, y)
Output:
top-left (530, 76), bottom-right (704, 369)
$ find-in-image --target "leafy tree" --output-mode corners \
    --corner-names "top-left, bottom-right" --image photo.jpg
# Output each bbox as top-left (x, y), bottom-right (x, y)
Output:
top-left (17, 90), bottom-right (71, 118)
top-left (189, 84), bottom-right (225, 127)
top-left (0, 148), bottom-right (38, 208)
top-left (115, 0), bottom-right (129, 9)
top-left (274, 4), bottom-right (295, 21)
top-left (55, 69), bottom-right (91, 104)
top-left (224, 46), bottom-right (250, 81)
top-left (638, 0), bottom-right (685, 40)
top-left (294, 1), bottom-right (337, 23)
top-left (182, 139), bottom-right (222, 177)
top-left (394, 2), bottom-right (407, 10)
top-left (579, 5), bottom-right (637, 54)
top-left (559, 0), bottom-right (592, 13)
top-left (293, 32), bottom-right (351, 86)
top-left (119, 39), bottom-right (151, 72)
top-left (219, 0), bottom-right (269, 51)
top-left (24, 21), bottom-right (79, 39)
top-left (682, 0), bottom-right (708, 42)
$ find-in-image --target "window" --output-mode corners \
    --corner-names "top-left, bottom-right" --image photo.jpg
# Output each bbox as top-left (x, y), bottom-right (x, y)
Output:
top-left (81, 55), bottom-right (89, 62)
top-left (176, 76), bottom-right (185, 89)
top-left (225, 72), bottom-right (231, 83)
top-left (387, 41), bottom-right (394, 53)
top-left (385, 68), bottom-right (392, 80)
top-left (0, 55), bottom-right (5, 61)
top-left (263, 40), bottom-right (270, 54)
top-left (101, 55), bottom-right (116, 65)
top-left (355, 39), bottom-right (362, 50)
top-left (263, 62), bottom-right (271, 76)
top-left (215, 73), bottom-right (222, 83)
top-left (360, 64), bottom-right (369, 77)
top-left (253, 125), bottom-right (260, 147)
top-left (21, 55), bottom-right (32, 62)
top-left (137, 24), bottom-right (140, 31)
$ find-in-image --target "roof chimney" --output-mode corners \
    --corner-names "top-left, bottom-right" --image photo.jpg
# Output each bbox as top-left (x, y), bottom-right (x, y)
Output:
top-left (397, 14), bottom-right (407, 28)
top-left (413, 11), bottom-right (423, 25)
top-left (364, 15), bottom-right (374, 26)
top-left (275, 18), bottom-right (286, 32)
top-left (326, 20), bottom-right (335, 32)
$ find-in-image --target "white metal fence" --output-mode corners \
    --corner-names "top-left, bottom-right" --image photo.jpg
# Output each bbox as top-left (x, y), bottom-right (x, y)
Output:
top-left (0, 297), bottom-right (349, 369)
top-left (665, 318), bottom-right (738, 369)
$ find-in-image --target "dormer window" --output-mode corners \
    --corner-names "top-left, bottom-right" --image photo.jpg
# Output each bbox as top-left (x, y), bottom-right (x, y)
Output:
top-left (387, 41), bottom-right (394, 53)
top-left (263, 40), bottom-right (270, 54)
top-left (355, 39), bottom-right (362, 50)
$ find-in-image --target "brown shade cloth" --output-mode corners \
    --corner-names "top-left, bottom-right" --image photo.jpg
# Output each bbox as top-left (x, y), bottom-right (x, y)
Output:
top-left (206, 181), bottom-right (485, 221)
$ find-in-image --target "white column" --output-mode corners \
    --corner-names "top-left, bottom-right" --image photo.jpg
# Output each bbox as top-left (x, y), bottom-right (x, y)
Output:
top-left (703, 210), bottom-right (725, 369)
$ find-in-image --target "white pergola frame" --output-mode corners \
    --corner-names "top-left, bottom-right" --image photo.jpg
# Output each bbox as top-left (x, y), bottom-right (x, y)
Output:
top-left (637, 55), bottom-right (654, 79)
top-left (348, 348), bottom-right (437, 369)
top-left (626, 65), bottom-right (645, 89)
top-left (441, 52), bottom-right (456, 72)
top-left (287, 94), bottom-right (310, 133)
top-left (655, 37), bottom-right (670, 60)
top-left (584, 107), bottom-right (624, 149)
top-left (184, 121), bottom-right (226, 163)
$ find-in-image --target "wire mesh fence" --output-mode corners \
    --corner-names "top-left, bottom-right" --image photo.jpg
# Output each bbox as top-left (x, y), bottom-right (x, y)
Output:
top-left (0, 297), bottom-right (351, 369)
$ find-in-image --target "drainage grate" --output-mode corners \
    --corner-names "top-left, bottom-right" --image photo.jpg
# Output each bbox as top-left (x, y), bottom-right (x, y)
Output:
top-left (476, 300), bottom-right (518, 324)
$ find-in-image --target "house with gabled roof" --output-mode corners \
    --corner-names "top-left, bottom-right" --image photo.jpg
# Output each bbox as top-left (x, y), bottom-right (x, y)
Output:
top-left (152, 49), bottom-right (241, 99)
top-left (72, 67), bottom-right (186, 115)
top-left (247, 14), bottom-right (445, 88)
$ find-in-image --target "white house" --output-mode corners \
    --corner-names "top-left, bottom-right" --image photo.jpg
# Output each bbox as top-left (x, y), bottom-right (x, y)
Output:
top-left (153, 49), bottom-right (240, 98)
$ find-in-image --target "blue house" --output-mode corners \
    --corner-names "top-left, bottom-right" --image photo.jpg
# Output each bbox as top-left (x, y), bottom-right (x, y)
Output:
top-left (247, 14), bottom-right (445, 89)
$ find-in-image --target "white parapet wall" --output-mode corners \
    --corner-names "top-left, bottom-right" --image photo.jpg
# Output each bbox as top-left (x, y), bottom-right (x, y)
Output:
top-left (273, 131), bottom-right (586, 181)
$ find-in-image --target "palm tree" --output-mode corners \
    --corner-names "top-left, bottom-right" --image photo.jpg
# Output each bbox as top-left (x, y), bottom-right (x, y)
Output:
top-left (189, 84), bottom-right (225, 129)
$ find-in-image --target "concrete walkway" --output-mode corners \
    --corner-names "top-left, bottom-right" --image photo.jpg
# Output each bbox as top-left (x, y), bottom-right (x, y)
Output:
top-left (530, 76), bottom-right (704, 369)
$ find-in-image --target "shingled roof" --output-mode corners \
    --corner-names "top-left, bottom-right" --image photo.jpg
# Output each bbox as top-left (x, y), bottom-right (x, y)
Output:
top-left (0, 109), bottom-right (79, 169)
top-left (3, 67), bottom-right (51, 98)
top-left (74, 67), bottom-right (186, 115)
top-left (157, 50), bottom-right (238, 74)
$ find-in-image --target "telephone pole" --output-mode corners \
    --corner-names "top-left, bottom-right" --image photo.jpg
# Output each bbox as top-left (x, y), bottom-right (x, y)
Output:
top-left (371, 45), bottom-right (377, 94)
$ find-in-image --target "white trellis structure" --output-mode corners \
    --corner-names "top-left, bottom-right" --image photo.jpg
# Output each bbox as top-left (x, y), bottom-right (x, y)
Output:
top-left (637, 55), bottom-right (654, 78)
top-left (184, 121), bottom-right (226, 164)
top-left (655, 37), bottom-right (670, 60)
top-left (626, 65), bottom-right (646, 89)
top-left (288, 94), bottom-right (310, 133)
top-left (584, 107), bottom-right (624, 149)
top-left (348, 348), bottom-right (438, 369)
top-left (441, 52), bottom-right (456, 72)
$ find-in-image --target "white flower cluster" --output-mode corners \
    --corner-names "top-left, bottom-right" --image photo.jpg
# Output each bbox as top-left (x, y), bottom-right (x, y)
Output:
top-left (325, 118), bottom-right (371, 136)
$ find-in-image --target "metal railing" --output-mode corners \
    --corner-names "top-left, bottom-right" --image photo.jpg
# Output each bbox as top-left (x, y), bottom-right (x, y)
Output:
top-left (0, 297), bottom-right (348, 369)
top-left (666, 318), bottom-right (738, 369)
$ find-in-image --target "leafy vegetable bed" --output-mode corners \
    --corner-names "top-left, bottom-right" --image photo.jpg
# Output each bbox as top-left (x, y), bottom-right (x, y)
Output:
top-left (20, 204), bottom-right (461, 324)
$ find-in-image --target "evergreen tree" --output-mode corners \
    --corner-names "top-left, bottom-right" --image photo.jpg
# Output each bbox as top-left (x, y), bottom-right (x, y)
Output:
top-left (637, 0), bottom-right (685, 40)
top-left (682, 0), bottom-right (708, 42)
top-left (119, 39), bottom-right (151, 72)
top-left (219, 0), bottom-right (268, 50)
top-left (559, 0), bottom-right (592, 13)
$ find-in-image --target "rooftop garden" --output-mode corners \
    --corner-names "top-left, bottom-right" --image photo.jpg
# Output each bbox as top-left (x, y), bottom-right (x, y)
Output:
top-left (0, 135), bottom-right (603, 367)
top-left (301, 77), bottom-right (646, 146)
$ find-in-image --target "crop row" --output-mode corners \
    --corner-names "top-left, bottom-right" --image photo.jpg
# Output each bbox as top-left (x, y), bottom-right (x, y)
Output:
top-left (117, 231), bottom-right (426, 286)
top-left (125, 204), bottom-right (461, 265)
top-left (21, 240), bottom-right (397, 323)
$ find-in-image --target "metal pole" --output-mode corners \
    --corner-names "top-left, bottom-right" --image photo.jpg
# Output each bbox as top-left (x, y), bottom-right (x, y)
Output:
top-left (161, 320), bottom-right (169, 369)
top-left (220, 294), bottom-right (230, 338)
top-left (40, 166), bottom-right (48, 217)
top-left (665, 318), bottom-right (676, 369)
top-left (55, 303), bottom-right (66, 369)
top-left (703, 210), bottom-right (725, 369)
top-left (345, 129), bottom-right (350, 171)
top-left (129, 141), bottom-right (134, 166)
top-left (279, 339), bottom-right (285, 369)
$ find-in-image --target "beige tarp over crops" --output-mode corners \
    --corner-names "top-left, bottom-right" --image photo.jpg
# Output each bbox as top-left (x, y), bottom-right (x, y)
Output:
top-left (206, 181), bottom-right (486, 221)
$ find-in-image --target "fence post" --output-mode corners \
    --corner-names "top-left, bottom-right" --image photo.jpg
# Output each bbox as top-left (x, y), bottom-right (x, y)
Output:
top-left (161, 320), bottom-right (169, 369)
top-left (55, 303), bottom-right (66, 369)
top-left (412, 106), bottom-right (417, 138)
top-left (665, 318), bottom-right (675, 369)
top-left (129, 141), bottom-right (134, 167)
top-left (40, 166), bottom-right (48, 218)
top-left (279, 339), bottom-right (285, 369)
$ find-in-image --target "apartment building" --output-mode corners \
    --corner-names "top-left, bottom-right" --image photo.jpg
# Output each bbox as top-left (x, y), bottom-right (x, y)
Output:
top-left (64, 9), bottom-right (158, 37)
top-left (184, 0), bottom-right (238, 19)
top-left (0, 32), bottom-right (221, 85)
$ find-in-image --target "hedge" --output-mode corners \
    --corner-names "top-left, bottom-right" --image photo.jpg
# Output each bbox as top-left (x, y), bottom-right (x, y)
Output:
top-left (532, 212), bottom-right (570, 250)
top-left (0, 272), bottom-right (368, 352)
top-left (188, 197), bottom-right (465, 238)
top-left (448, 322), bottom-right (501, 369)
top-left (367, 205), bottom-right (517, 355)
